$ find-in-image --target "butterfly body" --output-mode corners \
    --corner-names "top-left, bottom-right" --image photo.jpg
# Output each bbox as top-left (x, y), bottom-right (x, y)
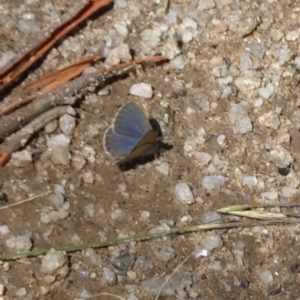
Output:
top-left (103, 102), bottom-right (161, 168)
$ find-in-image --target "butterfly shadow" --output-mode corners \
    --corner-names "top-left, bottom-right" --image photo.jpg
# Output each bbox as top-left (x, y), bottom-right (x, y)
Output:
top-left (118, 118), bottom-right (173, 171)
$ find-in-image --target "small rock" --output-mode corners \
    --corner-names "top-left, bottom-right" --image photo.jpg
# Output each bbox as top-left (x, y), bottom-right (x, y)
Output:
top-left (229, 102), bottom-right (253, 134)
top-left (82, 171), bottom-right (95, 184)
top-left (0, 225), bottom-right (10, 236)
top-left (10, 150), bottom-right (32, 167)
top-left (258, 83), bottom-right (274, 99)
top-left (261, 191), bottom-right (278, 201)
top-left (40, 248), bottom-right (68, 279)
top-left (51, 192), bottom-right (64, 207)
top-left (105, 43), bottom-right (132, 67)
top-left (242, 175), bottom-right (258, 187)
top-left (111, 209), bottom-right (124, 220)
top-left (197, 0), bottom-right (216, 10)
top-left (16, 287), bottom-right (27, 297)
top-left (208, 260), bottom-right (222, 271)
top-left (170, 55), bottom-right (185, 69)
top-left (259, 270), bottom-right (273, 284)
top-left (201, 234), bottom-right (223, 250)
top-left (155, 162), bottom-right (170, 176)
top-left (46, 134), bottom-right (70, 148)
top-left (281, 187), bottom-right (298, 198)
top-left (112, 253), bottom-right (135, 274)
top-left (130, 83), bottom-right (153, 98)
top-left (200, 211), bottom-right (221, 223)
top-left (141, 278), bottom-right (175, 297)
top-left (154, 246), bottom-right (176, 262)
top-left (59, 114), bottom-right (76, 136)
top-left (285, 30), bottom-right (299, 41)
top-left (82, 248), bottom-right (102, 266)
top-left (269, 284), bottom-right (281, 295)
top-left (84, 203), bottom-right (95, 218)
top-left (259, 111), bottom-right (280, 129)
top-left (6, 235), bottom-right (32, 251)
top-left (193, 152), bottom-right (212, 166)
top-left (135, 255), bottom-right (153, 270)
top-left (40, 206), bottom-right (69, 223)
top-left (140, 211), bottom-right (150, 220)
top-left (51, 146), bottom-right (70, 165)
top-left (202, 175), bottom-right (228, 190)
top-left (45, 120), bottom-right (58, 133)
top-left (71, 151), bottom-right (86, 170)
top-left (174, 182), bottom-right (195, 204)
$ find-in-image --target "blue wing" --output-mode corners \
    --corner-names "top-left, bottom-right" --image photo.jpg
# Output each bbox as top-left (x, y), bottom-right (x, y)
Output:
top-left (103, 127), bottom-right (140, 159)
top-left (113, 102), bottom-right (151, 139)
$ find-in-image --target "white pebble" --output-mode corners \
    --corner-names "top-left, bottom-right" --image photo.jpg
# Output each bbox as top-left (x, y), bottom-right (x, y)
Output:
top-left (217, 135), bottom-right (226, 146)
top-left (281, 186), bottom-right (298, 198)
top-left (202, 234), bottom-right (223, 250)
top-left (10, 150), bottom-right (32, 167)
top-left (141, 211), bottom-right (150, 220)
top-left (259, 270), bottom-right (273, 284)
top-left (51, 146), bottom-right (70, 165)
top-left (155, 162), bottom-right (170, 176)
top-left (85, 204), bottom-right (95, 218)
top-left (6, 236), bottom-right (32, 251)
top-left (242, 176), bottom-right (258, 187)
top-left (46, 134), bottom-right (71, 148)
top-left (259, 111), bottom-right (281, 129)
top-left (40, 248), bottom-right (68, 275)
top-left (0, 225), bottom-right (10, 236)
top-left (261, 191), bottom-right (278, 200)
top-left (111, 209), bottom-right (124, 220)
top-left (59, 114), bottom-right (76, 136)
top-left (45, 120), bottom-right (58, 133)
top-left (258, 83), bottom-right (274, 99)
top-left (16, 287), bottom-right (27, 297)
top-left (82, 172), bottom-right (95, 184)
top-left (130, 83), bottom-right (153, 98)
top-left (202, 175), bottom-right (228, 190)
top-left (170, 55), bottom-right (185, 69)
top-left (174, 182), bottom-right (195, 204)
top-left (193, 152), bottom-right (212, 166)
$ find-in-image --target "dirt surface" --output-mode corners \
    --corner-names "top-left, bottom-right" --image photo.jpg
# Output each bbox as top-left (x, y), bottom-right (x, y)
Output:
top-left (2, 0), bottom-right (300, 299)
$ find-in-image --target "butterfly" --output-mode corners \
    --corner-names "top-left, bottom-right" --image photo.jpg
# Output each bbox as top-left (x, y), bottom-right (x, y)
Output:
top-left (103, 102), bottom-right (165, 169)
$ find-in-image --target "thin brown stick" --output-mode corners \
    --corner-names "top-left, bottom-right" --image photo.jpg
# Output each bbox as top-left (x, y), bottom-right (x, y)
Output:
top-left (0, 106), bottom-right (75, 165)
top-left (0, 0), bottom-right (113, 90)
top-left (0, 56), bottom-right (168, 139)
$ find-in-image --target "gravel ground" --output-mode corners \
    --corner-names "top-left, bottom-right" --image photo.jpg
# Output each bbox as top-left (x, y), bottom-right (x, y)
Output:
top-left (1, 0), bottom-right (300, 299)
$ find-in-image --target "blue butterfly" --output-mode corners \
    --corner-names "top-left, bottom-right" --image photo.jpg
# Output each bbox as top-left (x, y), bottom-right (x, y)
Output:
top-left (103, 102), bottom-right (162, 168)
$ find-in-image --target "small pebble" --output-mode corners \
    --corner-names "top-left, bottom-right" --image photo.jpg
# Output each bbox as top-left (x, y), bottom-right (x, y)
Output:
top-left (201, 234), bottom-right (223, 250)
top-left (51, 146), bottom-right (70, 165)
top-left (85, 203), bottom-right (95, 218)
top-left (40, 248), bottom-right (68, 275)
top-left (45, 120), bottom-right (58, 133)
top-left (82, 171), bottom-right (95, 184)
top-left (0, 225), bottom-right (10, 236)
top-left (6, 236), bottom-right (32, 251)
top-left (46, 134), bottom-right (71, 148)
top-left (10, 150), bottom-right (32, 167)
top-left (16, 287), bottom-right (27, 297)
top-left (59, 114), bottom-right (76, 136)
top-left (154, 246), bottom-right (176, 262)
top-left (130, 83), bottom-right (153, 98)
top-left (259, 270), bottom-right (273, 284)
top-left (174, 182), bottom-right (195, 204)
top-left (202, 175), bottom-right (228, 190)
top-left (155, 162), bottom-right (170, 176)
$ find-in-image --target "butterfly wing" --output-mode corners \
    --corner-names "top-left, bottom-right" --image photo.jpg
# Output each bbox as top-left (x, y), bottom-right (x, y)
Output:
top-left (113, 102), bottom-right (151, 139)
top-left (103, 102), bottom-right (157, 164)
top-left (103, 127), bottom-right (140, 160)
